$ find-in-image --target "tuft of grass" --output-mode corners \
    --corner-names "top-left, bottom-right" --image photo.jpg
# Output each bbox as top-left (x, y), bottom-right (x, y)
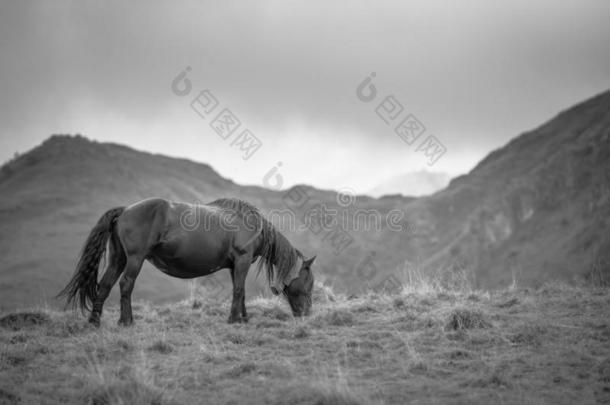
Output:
top-left (401, 268), bottom-right (441, 295)
top-left (508, 324), bottom-right (546, 346)
top-left (87, 375), bottom-right (165, 405)
top-left (261, 306), bottom-right (291, 321)
top-left (468, 371), bottom-right (512, 389)
top-left (446, 349), bottom-right (473, 360)
top-left (84, 357), bottom-right (170, 405)
top-left (293, 325), bottom-right (310, 339)
top-left (0, 311), bottom-right (50, 331)
top-left (409, 361), bottom-right (429, 374)
top-left (319, 309), bottom-right (355, 327)
top-left (272, 381), bottom-right (374, 405)
top-left (47, 315), bottom-right (92, 337)
top-left (445, 309), bottom-right (492, 330)
top-left (292, 389), bottom-right (367, 405)
top-left (224, 362), bottom-right (257, 378)
top-left (272, 366), bottom-right (380, 405)
top-left (392, 297), bottom-right (405, 308)
top-left (147, 340), bottom-right (173, 354)
top-left (3, 351), bottom-right (33, 367)
top-left (255, 319), bottom-right (284, 329)
top-left (203, 306), bottom-right (225, 317)
top-left (351, 303), bottom-right (378, 313)
top-left (116, 339), bottom-right (133, 352)
top-left (495, 297), bottom-right (520, 308)
top-left (312, 281), bottom-right (338, 304)
top-left (0, 388), bottom-right (19, 404)
top-left (224, 331), bottom-right (247, 345)
top-left (251, 332), bottom-right (278, 346)
top-left (8, 334), bottom-right (28, 344)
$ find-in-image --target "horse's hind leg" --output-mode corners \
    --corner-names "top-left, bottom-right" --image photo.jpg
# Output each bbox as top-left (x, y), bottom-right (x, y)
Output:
top-left (117, 255), bottom-right (144, 326)
top-left (115, 198), bottom-right (167, 326)
top-left (88, 265), bottom-right (123, 326)
top-left (89, 232), bottom-right (126, 326)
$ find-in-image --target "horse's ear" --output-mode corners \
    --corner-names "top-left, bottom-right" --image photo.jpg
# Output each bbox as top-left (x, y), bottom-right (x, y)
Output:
top-left (304, 255), bottom-right (316, 267)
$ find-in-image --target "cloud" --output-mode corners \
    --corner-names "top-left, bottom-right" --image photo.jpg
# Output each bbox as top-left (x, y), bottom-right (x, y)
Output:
top-left (1, 0), bottom-right (609, 191)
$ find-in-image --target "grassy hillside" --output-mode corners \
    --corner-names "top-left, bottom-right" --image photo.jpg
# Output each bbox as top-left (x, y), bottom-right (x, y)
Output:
top-left (1, 280), bottom-right (609, 404)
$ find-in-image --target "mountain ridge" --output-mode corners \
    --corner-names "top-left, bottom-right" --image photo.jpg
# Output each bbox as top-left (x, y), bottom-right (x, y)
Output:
top-left (367, 170), bottom-right (451, 198)
top-left (1, 90), bottom-right (609, 309)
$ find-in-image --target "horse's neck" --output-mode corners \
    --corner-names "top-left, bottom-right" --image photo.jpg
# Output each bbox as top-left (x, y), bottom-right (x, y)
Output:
top-left (272, 250), bottom-right (302, 289)
top-left (272, 231), bottom-right (295, 261)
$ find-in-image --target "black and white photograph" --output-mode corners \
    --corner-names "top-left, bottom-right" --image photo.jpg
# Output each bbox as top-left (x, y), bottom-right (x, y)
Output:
top-left (0, 1), bottom-right (609, 403)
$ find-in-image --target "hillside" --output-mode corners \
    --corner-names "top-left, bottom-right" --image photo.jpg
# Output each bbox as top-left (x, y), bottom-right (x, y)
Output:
top-left (0, 283), bottom-right (609, 404)
top-left (0, 90), bottom-right (609, 309)
top-left (409, 90), bottom-right (610, 287)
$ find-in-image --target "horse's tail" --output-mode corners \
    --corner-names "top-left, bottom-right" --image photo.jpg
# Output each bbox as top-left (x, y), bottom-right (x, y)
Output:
top-left (57, 207), bottom-right (125, 313)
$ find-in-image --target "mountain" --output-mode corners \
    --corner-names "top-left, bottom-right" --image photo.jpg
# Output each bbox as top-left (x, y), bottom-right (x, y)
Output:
top-left (405, 90), bottom-right (610, 287)
top-left (367, 170), bottom-right (451, 197)
top-left (1, 90), bottom-right (609, 309)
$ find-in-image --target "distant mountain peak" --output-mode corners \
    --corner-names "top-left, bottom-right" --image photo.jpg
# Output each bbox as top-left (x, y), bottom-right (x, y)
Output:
top-left (368, 170), bottom-right (452, 198)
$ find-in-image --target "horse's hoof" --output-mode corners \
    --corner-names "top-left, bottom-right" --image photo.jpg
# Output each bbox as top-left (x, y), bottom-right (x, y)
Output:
top-left (117, 318), bottom-right (133, 327)
top-left (227, 316), bottom-right (245, 324)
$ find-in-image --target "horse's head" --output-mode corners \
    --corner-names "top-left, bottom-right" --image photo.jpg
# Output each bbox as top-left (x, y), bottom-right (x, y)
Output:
top-left (283, 255), bottom-right (315, 317)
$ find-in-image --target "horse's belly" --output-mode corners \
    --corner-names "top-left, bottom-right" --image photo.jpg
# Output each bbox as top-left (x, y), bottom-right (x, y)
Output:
top-left (147, 254), bottom-right (226, 279)
top-left (146, 204), bottom-right (234, 278)
top-left (148, 236), bottom-right (230, 279)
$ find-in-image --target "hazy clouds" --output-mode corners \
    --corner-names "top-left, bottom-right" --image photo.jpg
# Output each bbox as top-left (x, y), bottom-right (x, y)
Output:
top-left (1, 0), bottom-right (609, 192)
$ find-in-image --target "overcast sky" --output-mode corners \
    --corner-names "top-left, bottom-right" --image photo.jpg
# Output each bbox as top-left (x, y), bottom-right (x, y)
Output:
top-left (1, 0), bottom-right (609, 193)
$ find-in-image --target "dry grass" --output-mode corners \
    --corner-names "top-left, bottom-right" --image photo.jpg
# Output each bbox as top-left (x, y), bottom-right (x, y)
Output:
top-left (0, 281), bottom-right (609, 404)
top-left (445, 308), bottom-right (492, 330)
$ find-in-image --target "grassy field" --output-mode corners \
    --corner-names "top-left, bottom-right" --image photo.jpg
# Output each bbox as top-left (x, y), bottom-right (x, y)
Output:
top-left (1, 281), bottom-right (609, 404)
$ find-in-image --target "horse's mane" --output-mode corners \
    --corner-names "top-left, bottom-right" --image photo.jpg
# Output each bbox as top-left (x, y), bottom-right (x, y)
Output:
top-left (209, 198), bottom-right (301, 286)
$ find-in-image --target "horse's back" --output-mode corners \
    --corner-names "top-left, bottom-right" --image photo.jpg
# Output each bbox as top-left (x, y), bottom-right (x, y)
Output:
top-left (115, 197), bottom-right (257, 257)
top-left (120, 198), bottom-right (171, 226)
top-left (137, 199), bottom-right (234, 275)
top-left (124, 197), bottom-right (171, 212)
top-left (119, 198), bottom-right (225, 231)
top-left (115, 198), bottom-right (171, 253)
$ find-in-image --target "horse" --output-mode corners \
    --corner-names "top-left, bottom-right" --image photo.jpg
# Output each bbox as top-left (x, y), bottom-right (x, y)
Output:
top-left (57, 197), bottom-right (315, 326)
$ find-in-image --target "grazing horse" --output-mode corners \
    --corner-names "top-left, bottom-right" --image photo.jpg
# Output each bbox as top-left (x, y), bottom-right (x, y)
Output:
top-left (57, 198), bottom-right (315, 326)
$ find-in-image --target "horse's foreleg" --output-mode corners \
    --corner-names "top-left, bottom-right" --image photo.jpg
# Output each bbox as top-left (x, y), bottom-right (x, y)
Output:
top-left (228, 255), bottom-right (250, 324)
top-left (230, 268), bottom-right (248, 321)
top-left (118, 256), bottom-right (143, 326)
top-left (241, 295), bottom-right (247, 320)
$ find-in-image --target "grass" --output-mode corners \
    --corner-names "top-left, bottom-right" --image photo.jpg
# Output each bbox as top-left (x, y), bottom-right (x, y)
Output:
top-left (0, 281), bottom-right (609, 404)
top-left (445, 308), bottom-right (492, 330)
